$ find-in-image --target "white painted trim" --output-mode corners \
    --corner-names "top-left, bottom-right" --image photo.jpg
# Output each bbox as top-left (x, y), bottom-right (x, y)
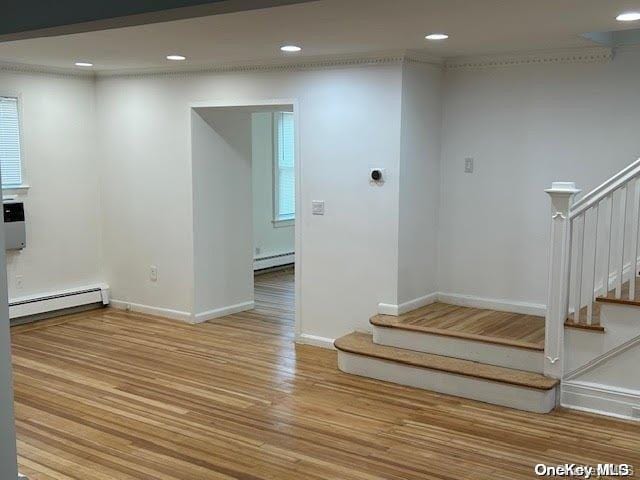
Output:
top-left (377, 292), bottom-right (438, 316)
top-left (436, 292), bottom-right (546, 316)
top-left (0, 46), bottom-right (610, 78)
top-left (98, 50), bottom-right (442, 77)
top-left (561, 380), bottom-right (640, 422)
top-left (193, 301), bottom-right (254, 323)
top-left (446, 46), bottom-right (613, 70)
top-left (110, 299), bottom-right (192, 323)
top-left (338, 351), bottom-right (556, 413)
top-left (295, 333), bottom-right (335, 350)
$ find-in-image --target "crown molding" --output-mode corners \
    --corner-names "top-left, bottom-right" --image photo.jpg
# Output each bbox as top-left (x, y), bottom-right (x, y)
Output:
top-left (95, 50), bottom-right (443, 78)
top-left (445, 46), bottom-right (613, 71)
top-left (0, 45), bottom-right (615, 79)
top-left (0, 60), bottom-right (95, 78)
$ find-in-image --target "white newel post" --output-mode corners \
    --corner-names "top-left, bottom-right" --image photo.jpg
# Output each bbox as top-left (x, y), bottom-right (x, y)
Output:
top-left (544, 182), bottom-right (580, 379)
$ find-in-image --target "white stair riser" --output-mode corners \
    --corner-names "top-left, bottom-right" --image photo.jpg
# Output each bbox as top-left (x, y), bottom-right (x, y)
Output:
top-left (338, 351), bottom-right (556, 414)
top-left (373, 326), bottom-right (544, 373)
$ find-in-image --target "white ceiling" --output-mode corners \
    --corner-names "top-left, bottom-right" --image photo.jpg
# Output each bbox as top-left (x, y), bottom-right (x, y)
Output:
top-left (0, 0), bottom-right (638, 72)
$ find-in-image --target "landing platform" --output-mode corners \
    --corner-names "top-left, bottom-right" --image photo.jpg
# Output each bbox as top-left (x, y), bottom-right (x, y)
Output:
top-left (371, 302), bottom-right (545, 351)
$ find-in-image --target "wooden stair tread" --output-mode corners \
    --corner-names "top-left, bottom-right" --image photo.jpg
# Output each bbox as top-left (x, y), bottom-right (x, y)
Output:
top-left (567, 276), bottom-right (640, 330)
top-left (370, 302), bottom-right (545, 351)
top-left (597, 276), bottom-right (640, 307)
top-left (334, 333), bottom-right (558, 391)
top-left (564, 320), bottom-right (605, 332)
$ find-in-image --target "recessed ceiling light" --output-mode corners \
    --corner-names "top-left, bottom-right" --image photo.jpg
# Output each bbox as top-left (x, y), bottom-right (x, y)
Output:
top-left (616, 12), bottom-right (640, 21)
top-left (425, 33), bottom-right (449, 40)
top-left (280, 45), bottom-right (302, 53)
top-left (166, 54), bottom-right (186, 61)
top-left (74, 62), bottom-right (93, 67)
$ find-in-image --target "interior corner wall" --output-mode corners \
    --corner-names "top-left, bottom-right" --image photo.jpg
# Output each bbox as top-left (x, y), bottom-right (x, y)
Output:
top-left (96, 64), bottom-right (403, 339)
top-left (0, 70), bottom-right (103, 302)
top-left (251, 112), bottom-right (294, 260)
top-left (191, 108), bottom-right (253, 317)
top-left (396, 61), bottom-right (443, 305)
top-left (438, 47), bottom-right (640, 307)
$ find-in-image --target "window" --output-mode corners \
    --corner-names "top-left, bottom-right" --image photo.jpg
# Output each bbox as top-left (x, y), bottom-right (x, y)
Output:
top-left (0, 97), bottom-right (23, 187)
top-left (273, 111), bottom-right (295, 223)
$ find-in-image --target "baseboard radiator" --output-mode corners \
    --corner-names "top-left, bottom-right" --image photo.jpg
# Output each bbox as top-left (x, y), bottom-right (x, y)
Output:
top-left (9, 285), bottom-right (110, 320)
top-left (254, 252), bottom-right (294, 271)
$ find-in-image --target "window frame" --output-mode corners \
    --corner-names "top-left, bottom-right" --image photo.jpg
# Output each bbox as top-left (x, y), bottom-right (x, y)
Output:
top-left (0, 94), bottom-right (27, 191)
top-left (272, 111), bottom-right (295, 227)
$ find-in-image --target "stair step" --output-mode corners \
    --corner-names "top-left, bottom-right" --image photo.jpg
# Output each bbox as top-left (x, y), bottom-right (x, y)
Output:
top-left (371, 314), bottom-right (543, 351)
top-left (370, 303), bottom-right (545, 372)
top-left (335, 333), bottom-right (558, 413)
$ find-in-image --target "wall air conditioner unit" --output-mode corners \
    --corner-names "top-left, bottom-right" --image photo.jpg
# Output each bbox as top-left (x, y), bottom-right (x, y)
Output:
top-left (9, 284), bottom-right (110, 320)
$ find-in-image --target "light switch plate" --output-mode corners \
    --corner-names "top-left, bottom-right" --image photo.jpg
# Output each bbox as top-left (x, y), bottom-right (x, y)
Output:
top-left (312, 200), bottom-right (325, 215)
top-left (464, 157), bottom-right (474, 173)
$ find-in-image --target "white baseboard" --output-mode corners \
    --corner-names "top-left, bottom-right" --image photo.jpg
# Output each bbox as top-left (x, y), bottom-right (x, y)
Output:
top-left (295, 333), bottom-right (336, 349)
top-left (9, 283), bottom-right (110, 319)
top-left (378, 292), bottom-right (545, 317)
top-left (378, 292), bottom-right (438, 316)
top-left (110, 299), bottom-right (192, 323)
top-left (562, 380), bottom-right (640, 422)
top-left (193, 301), bottom-right (254, 323)
top-left (437, 292), bottom-right (546, 317)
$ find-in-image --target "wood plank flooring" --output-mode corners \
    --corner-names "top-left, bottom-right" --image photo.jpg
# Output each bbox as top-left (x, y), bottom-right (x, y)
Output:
top-left (372, 302), bottom-right (545, 350)
top-left (11, 270), bottom-right (640, 479)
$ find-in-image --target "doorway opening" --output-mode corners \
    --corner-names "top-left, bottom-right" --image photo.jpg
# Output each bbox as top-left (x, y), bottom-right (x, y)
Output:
top-left (190, 101), bottom-right (299, 334)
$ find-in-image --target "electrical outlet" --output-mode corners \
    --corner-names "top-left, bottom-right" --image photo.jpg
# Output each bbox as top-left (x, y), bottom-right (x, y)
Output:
top-left (312, 200), bottom-right (325, 215)
top-left (150, 265), bottom-right (158, 282)
top-left (15, 275), bottom-right (23, 289)
top-left (464, 157), bottom-right (474, 173)
top-left (255, 247), bottom-right (261, 256)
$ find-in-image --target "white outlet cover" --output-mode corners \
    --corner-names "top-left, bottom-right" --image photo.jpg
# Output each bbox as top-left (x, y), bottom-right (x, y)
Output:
top-left (150, 265), bottom-right (158, 281)
top-left (464, 157), bottom-right (474, 173)
top-left (312, 200), bottom-right (325, 215)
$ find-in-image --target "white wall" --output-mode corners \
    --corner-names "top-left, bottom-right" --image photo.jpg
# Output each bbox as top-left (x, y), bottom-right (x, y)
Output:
top-left (397, 61), bottom-right (443, 305)
top-left (97, 64), bottom-right (403, 339)
top-left (439, 47), bottom-right (640, 307)
top-left (251, 112), bottom-right (294, 260)
top-left (0, 70), bottom-right (103, 302)
top-left (192, 107), bottom-right (253, 317)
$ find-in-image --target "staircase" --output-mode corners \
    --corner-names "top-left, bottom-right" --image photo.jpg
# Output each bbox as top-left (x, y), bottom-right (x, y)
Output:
top-left (335, 303), bottom-right (559, 413)
top-left (335, 158), bottom-right (640, 419)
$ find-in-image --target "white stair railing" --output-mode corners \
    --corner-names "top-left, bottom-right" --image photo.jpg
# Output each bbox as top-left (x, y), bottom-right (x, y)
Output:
top-left (545, 158), bottom-right (640, 378)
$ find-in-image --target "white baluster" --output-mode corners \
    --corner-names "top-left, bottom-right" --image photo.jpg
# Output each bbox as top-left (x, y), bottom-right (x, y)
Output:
top-left (587, 205), bottom-right (599, 325)
top-left (630, 179), bottom-right (640, 300)
top-left (604, 194), bottom-right (614, 297)
top-left (573, 215), bottom-right (585, 323)
top-left (545, 182), bottom-right (580, 379)
top-left (616, 187), bottom-right (627, 299)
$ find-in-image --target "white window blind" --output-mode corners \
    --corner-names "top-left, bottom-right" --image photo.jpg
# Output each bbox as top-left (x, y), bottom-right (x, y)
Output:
top-left (274, 112), bottom-right (295, 221)
top-left (0, 97), bottom-right (23, 187)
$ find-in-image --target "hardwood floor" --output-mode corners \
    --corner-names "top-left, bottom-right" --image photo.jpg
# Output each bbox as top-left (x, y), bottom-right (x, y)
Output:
top-left (11, 270), bottom-right (640, 479)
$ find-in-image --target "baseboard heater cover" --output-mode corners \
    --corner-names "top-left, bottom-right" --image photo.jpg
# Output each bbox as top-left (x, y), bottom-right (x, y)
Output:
top-left (254, 252), bottom-right (294, 270)
top-left (9, 285), bottom-right (110, 319)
